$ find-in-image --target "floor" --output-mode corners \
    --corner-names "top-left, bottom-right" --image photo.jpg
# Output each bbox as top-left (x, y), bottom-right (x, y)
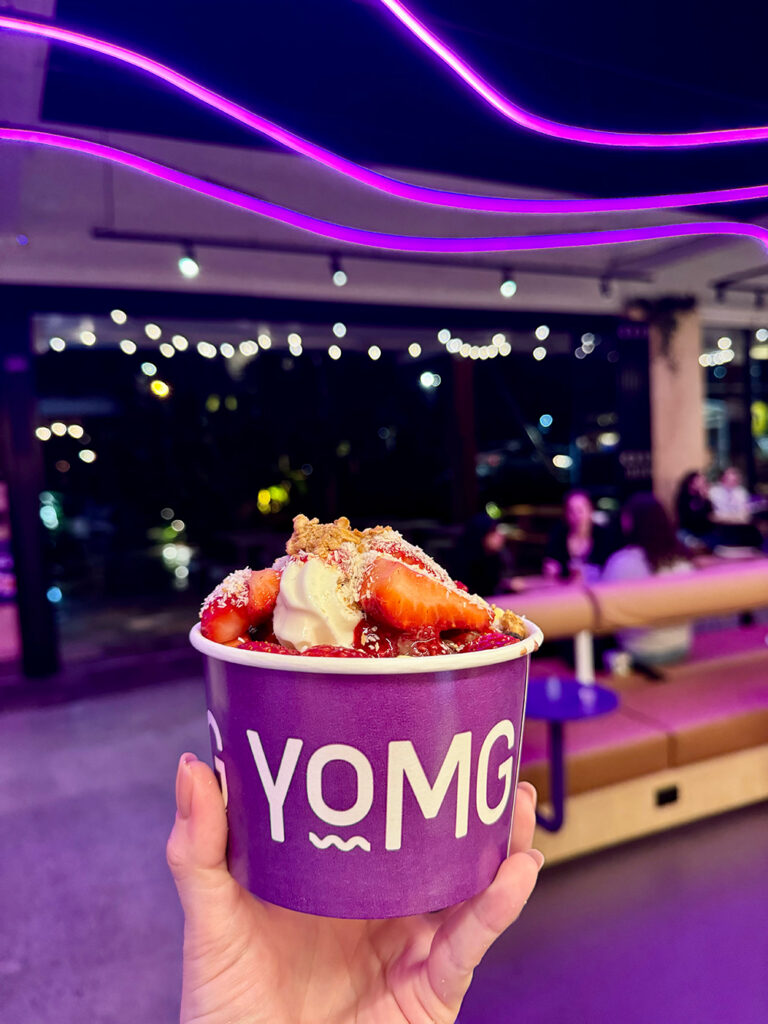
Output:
top-left (1, 676), bottom-right (766, 1024)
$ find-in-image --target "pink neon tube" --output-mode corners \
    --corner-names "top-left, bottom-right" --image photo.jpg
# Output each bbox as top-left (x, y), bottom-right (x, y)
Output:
top-left (377, 0), bottom-right (768, 148)
top-left (2, 15), bottom-right (768, 213)
top-left (4, 127), bottom-right (768, 254)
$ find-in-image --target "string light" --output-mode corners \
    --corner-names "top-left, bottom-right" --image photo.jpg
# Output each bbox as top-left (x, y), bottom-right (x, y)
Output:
top-left (35, 426), bottom-right (52, 441)
top-left (197, 342), bottom-right (216, 358)
top-left (532, 346), bottom-right (547, 361)
top-left (332, 323), bottom-right (347, 338)
top-left (287, 332), bottom-right (303, 345)
top-left (717, 336), bottom-right (732, 350)
top-left (258, 334), bottom-right (272, 350)
top-left (368, 345), bottom-right (382, 360)
top-left (553, 454), bottom-right (573, 469)
top-left (459, 343), bottom-right (471, 358)
top-left (119, 339), bottom-right (137, 354)
top-left (141, 361), bottom-right (157, 376)
top-left (408, 342), bottom-right (421, 357)
top-left (756, 329), bottom-right (768, 342)
top-left (446, 338), bottom-right (461, 354)
top-left (220, 342), bottom-right (235, 358)
top-left (78, 449), bottom-right (97, 463)
top-left (145, 323), bottom-right (161, 340)
top-left (51, 422), bottom-right (67, 436)
top-left (437, 329), bottom-right (451, 344)
top-left (172, 334), bottom-right (189, 351)
top-left (67, 424), bottom-right (84, 438)
top-left (159, 342), bottom-right (175, 357)
top-left (492, 333), bottom-right (506, 346)
top-left (150, 379), bottom-right (171, 397)
top-left (239, 340), bottom-right (258, 356)
top-left (498, 341), bottom-right (512, 356)
top-left (328, 344), bottom-right (342, 360)
top-left (535, 325), bottom-right (550, 341)
top-left (80, 329), bottom-right (96, 345)
top-left (49, 337), bottom-right (66, 352)
top-left (110, 309), bottom-right (127, 324)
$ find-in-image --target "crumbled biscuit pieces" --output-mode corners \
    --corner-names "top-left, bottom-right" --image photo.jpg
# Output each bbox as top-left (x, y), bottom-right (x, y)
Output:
top-left (491, 605), bottom-right (527, 639)
top-left (287, 514), bottom-right (362, 558)
top-left (287, 514), bottom-right (394, 558)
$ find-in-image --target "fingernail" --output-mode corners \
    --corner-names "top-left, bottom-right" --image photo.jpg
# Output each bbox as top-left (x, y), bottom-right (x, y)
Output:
top-left (519, 781), bottom-right (538, 810)
top-left (177, 753), bottom-right (198, 819)
top-left (526, 848), bottom-right (545, 870)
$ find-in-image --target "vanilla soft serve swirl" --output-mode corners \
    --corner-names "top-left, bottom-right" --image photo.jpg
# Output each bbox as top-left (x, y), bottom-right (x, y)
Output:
top-left (273, 557), bottom-right (362, 651)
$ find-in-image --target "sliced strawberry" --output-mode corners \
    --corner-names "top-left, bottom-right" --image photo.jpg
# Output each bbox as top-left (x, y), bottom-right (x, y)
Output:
top-left (368, 538), bottom-right (435, 574)
top-left (238, 639), bottom-right (292, 655)
top-left (359, 557), bottom-right (492, 632)
top-left (201, 568), bottom-right (253, 643)
top-left (353, 618), bottom-right (398, 658)
top-left (302, 645), bottom-right (372, 658)
top-left (248, 568), bottom-right (281, 625)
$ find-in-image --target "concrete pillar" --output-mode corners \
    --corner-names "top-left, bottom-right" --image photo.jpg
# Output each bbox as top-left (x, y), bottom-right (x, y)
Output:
top-left (648, 308), bottom-right (706, 513)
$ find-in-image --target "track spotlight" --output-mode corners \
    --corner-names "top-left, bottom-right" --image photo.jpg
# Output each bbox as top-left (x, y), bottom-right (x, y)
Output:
top-left (331, 255), bottom-right (348, 287)
top-left (178, 244), bottom-right (200, 278)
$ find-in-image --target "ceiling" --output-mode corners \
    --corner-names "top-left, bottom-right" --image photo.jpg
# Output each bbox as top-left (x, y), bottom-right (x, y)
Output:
top-left (3, 0), bottom-right (768, 324)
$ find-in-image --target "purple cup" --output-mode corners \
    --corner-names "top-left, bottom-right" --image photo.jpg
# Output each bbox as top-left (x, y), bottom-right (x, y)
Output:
top-left (189, 621), bottom-right (542, 919)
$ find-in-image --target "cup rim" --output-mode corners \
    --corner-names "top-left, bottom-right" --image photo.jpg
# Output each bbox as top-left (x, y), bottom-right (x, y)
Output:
top-left (189, 619), bottom-right (543, 674)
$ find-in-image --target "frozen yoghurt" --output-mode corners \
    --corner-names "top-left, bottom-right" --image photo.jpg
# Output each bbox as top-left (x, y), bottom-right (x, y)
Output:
top-left (200, 514), bottom-right (525, 657)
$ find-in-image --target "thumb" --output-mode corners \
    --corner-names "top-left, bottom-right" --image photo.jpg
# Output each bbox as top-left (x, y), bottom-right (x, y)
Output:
top-left (166, 753), bottom-right (237, 919)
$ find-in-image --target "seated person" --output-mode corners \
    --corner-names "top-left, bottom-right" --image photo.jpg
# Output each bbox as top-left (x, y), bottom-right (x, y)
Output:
top-left (709, 466), bottom-right (763, 550)
top-left (601, 493), bottom-right (693, 667)
top-left (543, 490), bottom-right (615, 584)
top-left (675, 470), bottom-right (714, 551)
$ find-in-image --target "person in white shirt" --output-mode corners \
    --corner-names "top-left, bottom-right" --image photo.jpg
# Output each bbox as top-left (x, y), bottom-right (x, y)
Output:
top-left (602, 493), bottom-right (693, 666)
top-left (709, 466), bottom-right (752, 525)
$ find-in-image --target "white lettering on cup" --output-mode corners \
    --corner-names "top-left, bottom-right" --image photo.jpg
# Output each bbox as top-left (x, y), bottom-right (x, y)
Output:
top-left (247, 731), bottom-right (303, 843)
top-left (476, 720), bottom-right (515, 826)
top-left (207, 709), bottom-right (229, 809)
top-left (306, 744), bottom-right (374, 827)
top-left (386, 731), bottom-right (472, 851)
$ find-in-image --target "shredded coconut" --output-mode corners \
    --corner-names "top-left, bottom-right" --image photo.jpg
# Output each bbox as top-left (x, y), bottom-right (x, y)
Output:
top-left (200, 567), bottom-right (252, 616)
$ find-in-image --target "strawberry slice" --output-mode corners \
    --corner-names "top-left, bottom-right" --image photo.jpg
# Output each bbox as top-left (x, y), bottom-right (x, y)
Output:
top-left (359, 557), bottom-right (492, 632)
top-left (238, 639), bottom-right (291, 655)
top-left (201, 568), bottom-right (253, 643)
top-left (302, 645), bottom-right (372, 658)
top-left (247, 568), bottom-right (281, 625)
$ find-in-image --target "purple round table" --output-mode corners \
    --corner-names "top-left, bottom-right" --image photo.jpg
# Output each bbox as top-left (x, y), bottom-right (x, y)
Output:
top-left (526, 675), bottom-right (618, 831)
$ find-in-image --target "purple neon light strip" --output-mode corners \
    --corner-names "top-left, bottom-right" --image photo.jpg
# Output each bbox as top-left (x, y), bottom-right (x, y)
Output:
top-left (1, 17), bottom-right (768, 214)
top-left (4, 127), bottom-right (768, 255)
top-left (378, 0), bottom-right (768, 149)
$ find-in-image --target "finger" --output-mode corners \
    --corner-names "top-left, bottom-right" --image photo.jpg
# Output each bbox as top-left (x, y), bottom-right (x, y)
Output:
top-left (166, 753), bottom-right (237, 919)
top-left (426, 848), bottom-right (543, 1010)
top-left (509, 781), bottom-right (537, 855)
top-left (425, 782), bottom-right (539, 936)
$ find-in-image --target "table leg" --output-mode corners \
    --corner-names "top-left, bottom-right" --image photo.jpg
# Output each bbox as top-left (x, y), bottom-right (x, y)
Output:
top-left (536, 720), bottom-right (565, 832)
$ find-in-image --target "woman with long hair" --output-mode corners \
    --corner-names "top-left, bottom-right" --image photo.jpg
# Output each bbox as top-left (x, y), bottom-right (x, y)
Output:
top-left (602, 493), bottom-right (693, 666)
